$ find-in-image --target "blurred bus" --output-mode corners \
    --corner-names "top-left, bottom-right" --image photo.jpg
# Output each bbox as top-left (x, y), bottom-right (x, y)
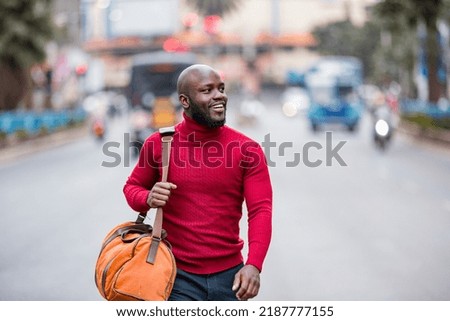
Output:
top-left (126, 51), bottom-right (197, 152)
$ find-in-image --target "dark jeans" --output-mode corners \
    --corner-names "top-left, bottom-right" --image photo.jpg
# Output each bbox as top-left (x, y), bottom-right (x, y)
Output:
top-left (168, 263), bottom-right (244, 301)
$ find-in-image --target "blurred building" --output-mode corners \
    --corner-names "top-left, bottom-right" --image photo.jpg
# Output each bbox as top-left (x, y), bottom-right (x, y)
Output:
top-left (53, 0), bottom-right (378, 90)
top-left (176, 0), bottom-right (378, 85)
top-left (53, 0), bottom-right (81, 45)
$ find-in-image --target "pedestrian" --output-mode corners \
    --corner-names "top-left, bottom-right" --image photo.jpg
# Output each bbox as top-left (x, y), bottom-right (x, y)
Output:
top-left (123, 64), bottom-right (273, 301)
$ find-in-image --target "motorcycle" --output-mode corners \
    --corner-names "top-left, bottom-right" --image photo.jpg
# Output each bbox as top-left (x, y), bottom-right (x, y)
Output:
top-left (91, 117), bottom-right (106, 140)
top-left (373, 105), bottom-right (394, 150)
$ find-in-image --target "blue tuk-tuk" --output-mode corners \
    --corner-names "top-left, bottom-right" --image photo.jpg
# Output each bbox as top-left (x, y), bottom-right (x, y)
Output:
top-left (305, 56), bottom-right (363, 131)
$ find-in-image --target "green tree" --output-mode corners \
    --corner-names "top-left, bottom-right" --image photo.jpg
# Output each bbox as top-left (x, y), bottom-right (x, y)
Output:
top-left (373, 0), bottom-right (450, 102)
top-left (0, 0), bottom-right (54, 111)
top-left (186, 0), bottom-right (241, 17)
top-left (371, 9), bottom-right (417, 96)
top-left (312, 20), bottom-right (381, 82)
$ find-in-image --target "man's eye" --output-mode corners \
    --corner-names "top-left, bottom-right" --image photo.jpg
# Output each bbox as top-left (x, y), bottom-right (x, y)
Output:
top-left (202, 89), bottom-right (211, 93)
top-left (219, 87), bottom-right (225, 93)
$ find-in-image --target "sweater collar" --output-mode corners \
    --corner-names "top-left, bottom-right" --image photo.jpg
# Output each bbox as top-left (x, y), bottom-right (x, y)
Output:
top-left (178, 113), bottom-right (223, 140)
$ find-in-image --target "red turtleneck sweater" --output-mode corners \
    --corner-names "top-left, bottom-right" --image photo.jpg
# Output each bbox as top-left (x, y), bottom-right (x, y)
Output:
top-left (123, 114), bottom-right (272, 274)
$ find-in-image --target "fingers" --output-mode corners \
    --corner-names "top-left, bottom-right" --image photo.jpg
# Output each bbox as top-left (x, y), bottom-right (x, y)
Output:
top-left (147, 182), bottom-right (177, 208)
top-left (233, 265), bottom-right (260, 301)
top-left (232, 273), bottom-right (241, 292)
top-left (235, 277), bottom-right (259, 301)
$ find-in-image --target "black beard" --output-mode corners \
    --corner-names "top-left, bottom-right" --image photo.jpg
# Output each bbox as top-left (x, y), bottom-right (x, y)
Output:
top-left (189, 99), bottom-right (226, 128)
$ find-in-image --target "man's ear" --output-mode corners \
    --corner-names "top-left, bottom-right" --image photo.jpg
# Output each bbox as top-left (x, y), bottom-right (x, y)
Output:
top-left (179, 94), bottom-right (189, 110)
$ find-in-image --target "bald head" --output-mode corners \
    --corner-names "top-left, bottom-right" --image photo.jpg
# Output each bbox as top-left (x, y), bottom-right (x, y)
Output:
top-left (176, 63), bottom-right (227, 128)
top-left (177, 64), bottom-right (220, 96)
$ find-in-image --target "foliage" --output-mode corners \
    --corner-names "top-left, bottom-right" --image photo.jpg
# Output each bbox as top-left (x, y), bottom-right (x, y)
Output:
top-left (0, 0), bottom-right (54, 110)
top-left (0, 0), bottom-right (54, 69)
top-left (312, 20), bottom-right (381, 82)
top-left (403, 113), bottom-right (450, 130)
top-left (370, 16), bottom-right (417, 95)
top-left (372, 0), bottom-right (450, 102)
top-left (313, 0), bottom-right (450, 101)
top-left (186, 0), bottom-right (241, 17)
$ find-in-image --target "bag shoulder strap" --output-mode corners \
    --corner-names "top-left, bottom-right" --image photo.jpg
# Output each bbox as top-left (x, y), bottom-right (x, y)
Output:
top-left (135, 126), bottom-right (175, 264)
top-left (136, 126), bottom-right (175, 222)
top-left (152, 125), bottom-right (175, 236)
top-left (159, 126), bottom-right (176, 182)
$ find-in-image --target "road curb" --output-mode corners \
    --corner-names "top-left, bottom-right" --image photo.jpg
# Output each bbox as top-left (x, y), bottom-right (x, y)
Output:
top-left (0, 123), bottom-right (89, 166)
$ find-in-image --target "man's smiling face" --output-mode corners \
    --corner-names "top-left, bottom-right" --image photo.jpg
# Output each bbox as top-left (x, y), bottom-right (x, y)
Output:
top-left (180, 65), bottom-right (228, 128)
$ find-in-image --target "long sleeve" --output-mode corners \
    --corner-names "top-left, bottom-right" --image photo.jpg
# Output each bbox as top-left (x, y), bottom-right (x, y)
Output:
top-left (123, 135), bottom-right (161, 213)
top-left (242, 142), bottom-right (273, 272)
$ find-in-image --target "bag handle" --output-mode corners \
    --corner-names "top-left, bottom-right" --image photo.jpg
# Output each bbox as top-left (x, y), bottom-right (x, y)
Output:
top-left (136, 126), bottom-right (175, 264)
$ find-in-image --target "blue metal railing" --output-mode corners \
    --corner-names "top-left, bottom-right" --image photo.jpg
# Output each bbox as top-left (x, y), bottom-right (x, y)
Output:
top-left (0, 108), bottom-right (87, 136)
top-left (400, 99), bottom-right (450, 119)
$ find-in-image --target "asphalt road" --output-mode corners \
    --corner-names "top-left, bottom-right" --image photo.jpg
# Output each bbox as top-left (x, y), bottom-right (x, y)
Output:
top-left (1, 90), bottom-right (449, 300)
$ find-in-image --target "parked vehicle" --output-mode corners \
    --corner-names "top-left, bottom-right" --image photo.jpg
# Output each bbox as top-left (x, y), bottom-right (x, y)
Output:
top-left (305, 56), bottom-right (364, 131)
top-left (126, 51), bottom-right (197, 153)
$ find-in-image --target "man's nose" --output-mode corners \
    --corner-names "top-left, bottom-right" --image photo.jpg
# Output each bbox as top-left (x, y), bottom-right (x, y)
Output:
top-left (213, 89), bottom-right (227, 100)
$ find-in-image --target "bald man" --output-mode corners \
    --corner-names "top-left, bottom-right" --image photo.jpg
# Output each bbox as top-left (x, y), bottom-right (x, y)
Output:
top-left (124, 64), bottom-right (273, 301)
top-left (177, 64), bottom-right (227, 128)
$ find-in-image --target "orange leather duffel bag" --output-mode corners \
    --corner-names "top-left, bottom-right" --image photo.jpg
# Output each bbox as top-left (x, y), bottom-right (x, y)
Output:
top-left (94, 215), bottom-right (176, 300)
top-left (94, 127), bottom-right (176, 301)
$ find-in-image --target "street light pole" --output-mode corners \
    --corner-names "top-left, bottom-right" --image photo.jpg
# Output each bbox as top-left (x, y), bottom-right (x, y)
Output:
top-left (271, 0), bottom-right (280, 36)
